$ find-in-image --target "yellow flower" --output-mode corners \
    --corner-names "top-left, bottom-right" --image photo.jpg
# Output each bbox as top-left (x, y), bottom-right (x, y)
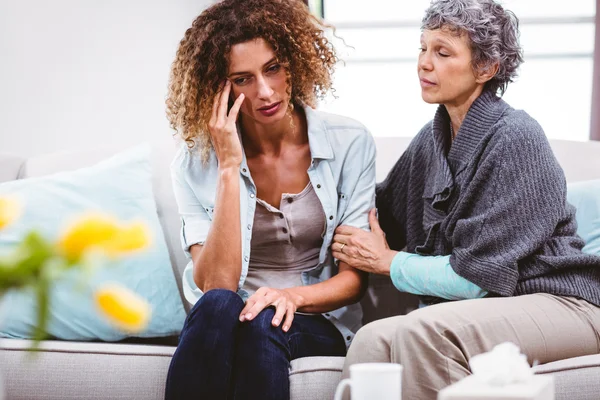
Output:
top-left (102, 223), bottom-right (150, 257)
top-left (58, 214), bottom-right (150, 262)
top-left (95, 283), bottom-right (152, 333)
top-left (0, 196), bottom-right (21, 230)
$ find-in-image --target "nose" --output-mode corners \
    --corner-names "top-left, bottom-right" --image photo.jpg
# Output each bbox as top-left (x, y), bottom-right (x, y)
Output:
top-left (256, 75), bottom-right (274, 100)
top-left (418, 50), bottom-right (433, 72)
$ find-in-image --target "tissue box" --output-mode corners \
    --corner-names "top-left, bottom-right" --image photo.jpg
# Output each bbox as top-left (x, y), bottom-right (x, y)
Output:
top-left (438, 375), bottom-right (554, 400)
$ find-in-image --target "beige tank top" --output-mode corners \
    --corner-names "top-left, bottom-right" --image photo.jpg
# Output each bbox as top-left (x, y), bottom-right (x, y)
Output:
top-left (243, 182), bottom-right (326, 295)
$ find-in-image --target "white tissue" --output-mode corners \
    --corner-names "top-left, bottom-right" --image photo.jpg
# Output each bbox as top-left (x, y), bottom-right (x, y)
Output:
top-left (469, 342), bottom-right (534, 386)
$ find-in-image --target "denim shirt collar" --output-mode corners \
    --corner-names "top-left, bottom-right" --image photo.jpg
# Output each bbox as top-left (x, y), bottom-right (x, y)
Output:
top-left (237, 105), bottom-right (333, 174)
top-left (304, 105), bottom-right (334, 160)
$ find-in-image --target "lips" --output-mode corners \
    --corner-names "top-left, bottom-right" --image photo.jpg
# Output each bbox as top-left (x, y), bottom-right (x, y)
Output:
top-left (257, 101), bottom-right (281, 117)
top-left (258, 102), bottom-right (280, 111)
top-left (420, 78), bottom-right (436, 87)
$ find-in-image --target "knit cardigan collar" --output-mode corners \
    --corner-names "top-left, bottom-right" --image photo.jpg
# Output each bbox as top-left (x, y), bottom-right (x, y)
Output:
top-left (425, 90), bottom-right (510, 201)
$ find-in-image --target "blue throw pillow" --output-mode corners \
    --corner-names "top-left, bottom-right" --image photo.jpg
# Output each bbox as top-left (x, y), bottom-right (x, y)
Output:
top-left (567, 179), bottom-right (600, 255)
top-left (0, 144), bottom-right (186, 341)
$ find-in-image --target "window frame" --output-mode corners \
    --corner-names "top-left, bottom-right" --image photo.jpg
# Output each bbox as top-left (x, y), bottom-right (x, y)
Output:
top-left (321, 0), bottom-right (599, 141)
top-left (592, 0), bottom-right (600, 140)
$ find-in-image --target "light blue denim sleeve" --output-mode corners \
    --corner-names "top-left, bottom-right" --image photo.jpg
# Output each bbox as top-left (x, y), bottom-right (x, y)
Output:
top-left (170, 148), bottom-right (212, 257)
top-left (389, 252), bottom-right (488, 300)
top-left (337, 131), bottom-right (376, 231)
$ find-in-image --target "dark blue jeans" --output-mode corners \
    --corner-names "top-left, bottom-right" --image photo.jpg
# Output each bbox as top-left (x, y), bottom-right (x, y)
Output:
top-left (164, 289), bottom-right (347, 400)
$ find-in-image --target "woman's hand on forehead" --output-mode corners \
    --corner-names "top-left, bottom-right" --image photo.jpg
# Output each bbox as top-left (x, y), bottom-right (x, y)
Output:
top-left (208, 80), bottom-right (245, 169)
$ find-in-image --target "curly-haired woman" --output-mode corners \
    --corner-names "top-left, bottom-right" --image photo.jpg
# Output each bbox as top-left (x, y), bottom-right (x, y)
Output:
top-left (164, 0), bottom-right (375, 398)
top-left (332, 0), bottom-right (600, 398)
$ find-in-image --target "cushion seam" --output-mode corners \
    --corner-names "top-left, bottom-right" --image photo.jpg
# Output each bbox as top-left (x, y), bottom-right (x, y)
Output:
top-left (289, 367), bottom-right (343, 376)
top-left (534, 364), bottom-right (600, 374)
top-left (1, 347), bottom-right (175, 357)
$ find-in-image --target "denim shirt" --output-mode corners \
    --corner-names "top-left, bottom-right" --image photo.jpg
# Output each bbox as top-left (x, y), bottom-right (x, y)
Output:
top-left (170, 105), bottom-right (376, 347)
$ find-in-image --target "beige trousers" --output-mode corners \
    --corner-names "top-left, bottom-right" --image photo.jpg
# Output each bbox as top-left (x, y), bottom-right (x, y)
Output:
top-left (342, 294), bottom-right (600, 400)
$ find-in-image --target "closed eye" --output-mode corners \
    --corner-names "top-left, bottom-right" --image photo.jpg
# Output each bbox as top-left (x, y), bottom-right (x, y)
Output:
top-left (266, 63), bottom-right (281, 74)
top-left (233, 76), bottom-right (250, 86)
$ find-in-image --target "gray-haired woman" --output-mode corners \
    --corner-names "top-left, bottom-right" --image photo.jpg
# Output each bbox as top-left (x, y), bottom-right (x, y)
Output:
top-left (333, 0), bottom-right (600, 398)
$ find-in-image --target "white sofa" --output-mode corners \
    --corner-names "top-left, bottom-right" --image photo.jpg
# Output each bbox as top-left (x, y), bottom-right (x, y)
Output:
top-left (1, 137), bottom-right (599, 400)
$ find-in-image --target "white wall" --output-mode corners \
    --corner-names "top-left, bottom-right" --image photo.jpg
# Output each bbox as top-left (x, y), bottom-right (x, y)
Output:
top-left (0, 0), bottom-right (212, 157)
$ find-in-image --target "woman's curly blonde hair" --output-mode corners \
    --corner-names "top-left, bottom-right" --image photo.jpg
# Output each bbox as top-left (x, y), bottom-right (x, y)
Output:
top-left (166, 0), bottom-right (337, 161)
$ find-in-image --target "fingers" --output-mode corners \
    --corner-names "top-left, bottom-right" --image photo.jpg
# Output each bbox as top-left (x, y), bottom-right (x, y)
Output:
top-left (240, 288), bottom-right (281, 323)
top-left (217, 80), bottom-right (231, 120)
top-left (239, 288), bottom-right (297, 331)
top-left (241, 298), bottom-right (269, 322)
top-left (282, 306), bottom-right (294, 332)
top-left (333, 233), bottom-right (358, 258)
top-left (272, 299), bottom-right (286, 327)
top-left (333, 233), bottom-right (351, 247)
top-left (209, 83), bottom-right (223, 127)
top-left (332, 241), bottom-right (347, 253)
top-left (369, 208), bottom-right (385, 236)
top-left (210, 81), bottom-right (244, 137)
top-left (335, 225), bottom-right (361, 235)
top-left (239, 287), bottom-right (267, 321)
top-left (332, 249), bottom-right (353, 266)
top-left (227, 93), bottom-right (245, 123)
top-left (239, 297), bottom-right (255, 322)
top-left (333, 249), bottom-right (372, 274)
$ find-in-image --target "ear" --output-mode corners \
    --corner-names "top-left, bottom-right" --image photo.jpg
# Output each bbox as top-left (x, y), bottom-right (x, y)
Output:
top-left (475, 61), bottom-right (499, 84)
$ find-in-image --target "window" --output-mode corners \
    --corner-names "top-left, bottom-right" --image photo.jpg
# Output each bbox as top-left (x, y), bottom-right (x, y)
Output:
top-left (319, 1), bottom-right (596, 141)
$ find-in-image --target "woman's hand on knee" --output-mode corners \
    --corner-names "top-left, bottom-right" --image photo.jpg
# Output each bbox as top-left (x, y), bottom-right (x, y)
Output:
top-left (239, 287), bottom-right (299, 332)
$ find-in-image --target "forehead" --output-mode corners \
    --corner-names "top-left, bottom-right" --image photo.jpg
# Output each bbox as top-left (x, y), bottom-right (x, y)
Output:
top-left (228, 38), bottom-right (276, 72)
top-left (421, 27), bottom-right (470, 48)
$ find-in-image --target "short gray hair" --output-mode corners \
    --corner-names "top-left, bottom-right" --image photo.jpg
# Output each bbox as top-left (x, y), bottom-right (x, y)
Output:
top-left (421, 0), bottom-right (523, 96)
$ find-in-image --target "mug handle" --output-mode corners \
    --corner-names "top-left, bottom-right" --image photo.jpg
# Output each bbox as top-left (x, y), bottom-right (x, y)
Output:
top-left (334, 378), bottom-right (351, 400)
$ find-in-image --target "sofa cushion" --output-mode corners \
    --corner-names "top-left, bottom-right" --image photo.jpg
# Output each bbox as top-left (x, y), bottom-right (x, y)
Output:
top-left (3, 337), bottom-right (598, 400)
top-left (0, 339), bottom-right (346, 400)
top-left (0, 338), bottom-right (175, 400)
top-left (0, 154), bottom-right (24, 183)
top-left (0, 144), bottom-right (186, 341)
top-left (289, 356), bottom-right (345, 400)
top-left (18, 139), bottom-right (188, 309)
top-left (567, 179), bottom-right (600, 255)
top-left (533, 355), bottom-right (600, 400)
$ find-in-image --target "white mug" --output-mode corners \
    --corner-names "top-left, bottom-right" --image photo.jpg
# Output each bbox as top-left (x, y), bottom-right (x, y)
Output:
top-left (334, 363), bottom-right (403, 400)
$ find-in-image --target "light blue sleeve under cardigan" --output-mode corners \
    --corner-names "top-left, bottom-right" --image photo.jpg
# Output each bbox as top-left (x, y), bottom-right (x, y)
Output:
top-left (389, 252), bottom-right (488, 300)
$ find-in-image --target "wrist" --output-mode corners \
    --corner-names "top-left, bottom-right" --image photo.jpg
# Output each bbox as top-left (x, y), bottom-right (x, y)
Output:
top-left (218, 165), bottom-right (240, 178)
top-left (379, 250), bottom-right (398, 276)
top-left (284, 287), bottom-right (306, 310)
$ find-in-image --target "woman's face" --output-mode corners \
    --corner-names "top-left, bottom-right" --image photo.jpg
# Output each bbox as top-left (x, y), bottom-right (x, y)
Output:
top-left (418, 28), bottom-right (485, 107)
top-left (227, 38), bottom-right (289, 126)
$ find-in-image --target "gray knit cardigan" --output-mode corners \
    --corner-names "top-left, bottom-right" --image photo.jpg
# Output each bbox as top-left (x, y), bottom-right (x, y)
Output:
top-left (377, 90), bottom-right (600, 306)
